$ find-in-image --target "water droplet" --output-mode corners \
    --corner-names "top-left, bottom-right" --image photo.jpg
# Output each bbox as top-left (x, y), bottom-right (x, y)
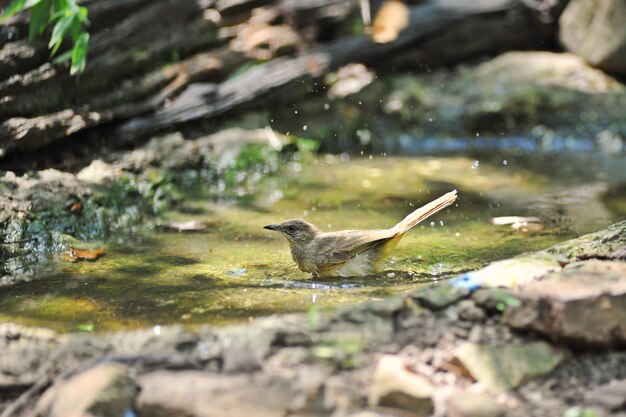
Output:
top-left (503, 159), bottom-right (508, 165)
top-left (471, 160), bottom-right (480, 169)
top-left (228, 268), bottom-right (247, 277)
top-left (475, 132), bottom-right (480, 137)
top-left (324, 103), bottom-right (330, 110)
top-left (303, 125), bottom-right (307, 131)
top-left (439, 220), bottom-right (444, 227)
top-left (294, 110), bottom-right (298, 114)
top-left (430, 263), bottom-right (447, 276)
top-left (430, 221), bottom-right (435, 227)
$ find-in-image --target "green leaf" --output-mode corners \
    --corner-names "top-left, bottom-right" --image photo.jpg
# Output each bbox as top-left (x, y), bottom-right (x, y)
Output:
top-left (48, 13), bottom-right (73, 55)
top-left (70, 31), bottom-right (88, 75)
top-left (77, 5), bottom-right (87, 22)
top-left (24, 0), bottom-right (44, 8)
top-left (0, 0), bottom-right (27, 22)
top-left (77, 322), bottom-right (94, 332)
top-left (28, 0), bottom-right (51, 40)
top-left (52, 47), bottom-right (72, 63)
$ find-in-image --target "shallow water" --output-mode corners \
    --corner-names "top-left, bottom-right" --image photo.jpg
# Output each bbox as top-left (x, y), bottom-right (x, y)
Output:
top-left (1, 153), bottom-right (625, 332)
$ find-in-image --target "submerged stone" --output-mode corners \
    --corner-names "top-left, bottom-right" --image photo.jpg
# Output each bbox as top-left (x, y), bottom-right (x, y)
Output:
top-left (453, 341), bottom-right (566, 393)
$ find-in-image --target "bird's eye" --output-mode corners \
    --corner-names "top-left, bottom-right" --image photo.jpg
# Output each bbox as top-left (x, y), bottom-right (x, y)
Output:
top-left (285, 225), bottom-right (297, 234)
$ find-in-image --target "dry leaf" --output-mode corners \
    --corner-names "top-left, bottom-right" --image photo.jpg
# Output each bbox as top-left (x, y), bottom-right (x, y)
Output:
top-left (58, 248), bottom-right (106, 263)
top-left (371, 0), bottom-right (410, 43)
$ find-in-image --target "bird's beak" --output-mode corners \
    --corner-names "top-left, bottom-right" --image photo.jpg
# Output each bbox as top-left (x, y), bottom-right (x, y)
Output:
top-left (263, 224), bottom-right (280, 231)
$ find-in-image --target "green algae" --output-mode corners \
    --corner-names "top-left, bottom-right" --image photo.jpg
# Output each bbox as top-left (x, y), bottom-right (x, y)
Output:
top-left (0, 155), bottom-right (624, 332)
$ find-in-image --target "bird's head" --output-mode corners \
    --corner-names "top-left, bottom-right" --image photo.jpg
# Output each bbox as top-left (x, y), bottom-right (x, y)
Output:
top-left (264, 219), bottom-right (320, 245)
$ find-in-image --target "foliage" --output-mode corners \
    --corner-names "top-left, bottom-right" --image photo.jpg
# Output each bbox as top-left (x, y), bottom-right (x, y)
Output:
top-left (1, 0), bottom-right (89, 75)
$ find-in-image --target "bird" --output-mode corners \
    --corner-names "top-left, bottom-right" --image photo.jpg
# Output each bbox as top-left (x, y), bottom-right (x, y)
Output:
top-left (264, 190), bottom-right (457, 277)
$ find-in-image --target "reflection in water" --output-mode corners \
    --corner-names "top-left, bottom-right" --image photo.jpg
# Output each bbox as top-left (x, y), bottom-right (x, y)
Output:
top-left (0, 153), bottom-right (624, 332)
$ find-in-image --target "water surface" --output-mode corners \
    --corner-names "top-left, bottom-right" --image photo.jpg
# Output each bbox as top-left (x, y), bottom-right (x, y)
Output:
top-left (1, 153), bottom-right (624, 331)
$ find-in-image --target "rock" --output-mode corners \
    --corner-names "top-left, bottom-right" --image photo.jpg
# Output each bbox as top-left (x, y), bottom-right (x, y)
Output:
top-left (458, 51), bottom-right (625, 134)
top-left (34, 362), bottom-right (137, 417)
top-left (0, 323), bottom-right (58, 388)
top-left (586, 379), bottom-right (626, 411)
top-left (324, 373), bottom-right (368, 415)
top-left (453, 342), bottom-right (565, 393)
top-left (76, 160), bottom-right (119, 184)
top-left (347, 411), bottom-right (405, 417)
top-left (217, 315), bottom-right (311, 372)
top-left (609, 246), bottom-right (626, 260)
top-left (548, 220), bottom-right (626, 260)
top-left (503, 261), bottom-right (626, 346)
top-left (446, 391), bottom-right (505, 417)
top-left (136, 370), bottom-right (300, 417)
top-left (462, 255), bottom-right (562, 289)
top-left (560, 0), bottom-right (626, 75)
top-left (368, 355), bottom-right (434, 416)
top-left (411, 284), bottom-right (469, 310)
top-left (456, 300), bottom-right (486, 322)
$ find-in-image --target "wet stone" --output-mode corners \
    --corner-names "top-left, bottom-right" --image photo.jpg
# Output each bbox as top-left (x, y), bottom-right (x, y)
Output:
top-left (453, 342), bottom-right (566, 393)
top-left (368, 355), bottom-right (434, 416)
top-left (410, 284), bottom-right (469, 310)
top-left (504, 261), bottom-right (626, 347)
top-left (34, 362), bottom-right (137, 417)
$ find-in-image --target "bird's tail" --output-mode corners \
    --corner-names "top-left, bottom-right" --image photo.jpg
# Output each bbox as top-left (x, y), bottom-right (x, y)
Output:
top-left (393, 190), bottom-right (457, 234)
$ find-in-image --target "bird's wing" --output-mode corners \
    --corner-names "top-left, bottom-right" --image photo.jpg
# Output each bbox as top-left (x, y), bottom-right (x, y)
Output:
top-left (314, 229), bottom-right (396, 264)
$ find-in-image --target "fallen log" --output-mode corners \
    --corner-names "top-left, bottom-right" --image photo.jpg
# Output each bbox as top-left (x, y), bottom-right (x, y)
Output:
top-left (119, 0), bottom-right (560, 137)
top-left (0, 0), bottom-right (563, 158)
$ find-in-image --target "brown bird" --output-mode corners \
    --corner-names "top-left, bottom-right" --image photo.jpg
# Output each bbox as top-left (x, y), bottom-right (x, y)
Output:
top-left (264, 190), bottom-right (457, 277)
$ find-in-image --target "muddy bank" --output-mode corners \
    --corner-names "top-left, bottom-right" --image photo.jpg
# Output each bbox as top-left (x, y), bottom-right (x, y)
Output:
top-left (1, 220), bottom-right (625, 417)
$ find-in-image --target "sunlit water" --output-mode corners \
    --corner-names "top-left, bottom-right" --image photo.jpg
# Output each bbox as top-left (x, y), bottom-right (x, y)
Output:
top-left (1, 152), bottom-right (625, 332)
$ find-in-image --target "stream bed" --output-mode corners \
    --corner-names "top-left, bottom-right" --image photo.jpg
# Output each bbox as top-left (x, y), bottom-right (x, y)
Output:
top-left (1, 150), bottom-right (625, 332)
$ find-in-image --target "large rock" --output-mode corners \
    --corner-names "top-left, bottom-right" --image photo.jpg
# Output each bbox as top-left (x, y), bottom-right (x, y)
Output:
top-left (34, 362), bottom-right (137, 417)
top-left (368, 355), bottom-right (434, 416)
top-left (453, 341), bottom-right (565, 393)
top-left (559, 0), bottom-right (626, 75)
top-left (504, 260), bottom-right (626, 346)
